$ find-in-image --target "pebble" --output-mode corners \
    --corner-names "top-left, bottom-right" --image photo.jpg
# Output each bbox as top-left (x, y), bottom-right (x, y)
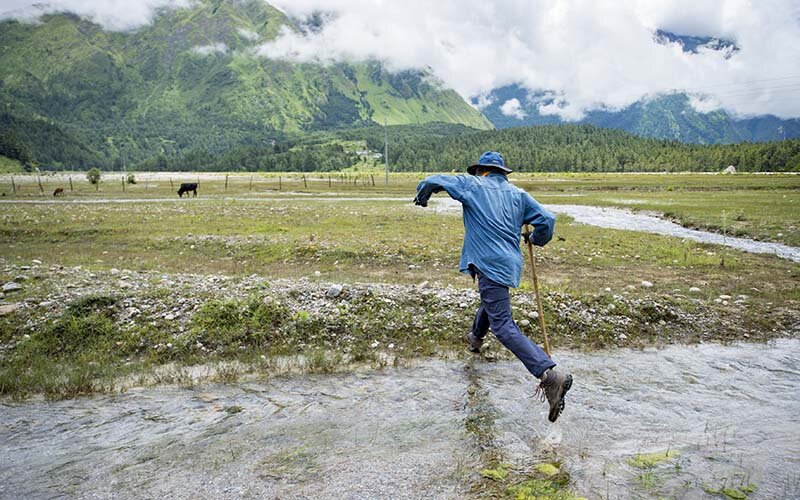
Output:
top-left (2, 282), bottom-right (22, 293)
top-left (165, 313), bottom-right (175, 321)
top-left (31, 259), bottom-right (42, 265)
top-left (459, 302), bottom-right (468, 308)
top-left (640, 281), bottom-right (654, 288)
top-left (519, 319), bottom-right (531, 327)
top-left (0, 304), bottom-right (20, 316)
top-left (110, 268), bottom-right (120, 275)
top-left (407, 264), bottom-right (416, 270)
top-left (527, 311), bottom-right (539, 319)
top-left (326, 284), bottom-right (344, 298)
top-left (314, 271), bottom-right (321, 276)
top-left (20, 266), bottom-right (30, 271)
top-left (689, 287), bottom-right (701, 293)
top-left (719, 294), bottom-right (732, 300)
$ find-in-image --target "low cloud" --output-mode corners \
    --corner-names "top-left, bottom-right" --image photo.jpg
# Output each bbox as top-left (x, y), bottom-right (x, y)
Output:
top-left (499, 98), bottom-right (526, 120)
top-left (0, 0), bottom-right (189, 31)
top-left (3, 0), bottom-right (799, 119)
top-left (264, 0), bottom-right (800, 119)
top-left (237, 27), bottom-right (259, 41)
top-left (191, 43), bottom-right (228, 56)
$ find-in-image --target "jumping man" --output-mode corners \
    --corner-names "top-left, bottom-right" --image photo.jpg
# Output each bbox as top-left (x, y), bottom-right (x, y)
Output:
top-left (414, 151), bottom-right (573, 422)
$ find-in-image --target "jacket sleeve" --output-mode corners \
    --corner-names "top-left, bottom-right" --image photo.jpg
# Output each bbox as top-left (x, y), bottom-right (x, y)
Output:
top-left (415, 174), bottom-right (473, 205)
top-left (522, 193), bottom-right (555, 246)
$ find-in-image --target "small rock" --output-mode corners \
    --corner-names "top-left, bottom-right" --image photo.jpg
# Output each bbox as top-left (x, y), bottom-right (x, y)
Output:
top-left (408, 264), bottom-right (416, 270)
top-left (0, 304), bottom-right (20, 316)
top-left (519, 319), bottom-right (531, 327)
top-left (604, 287), bottom-right (611, 292)
top-left (618, 333), bottom-right (628, 341)
top-left (14, 275), bottom-right (27, 282)
top-left (326, 284), bottom-right (344, 298)
top-left (2, 282), bottom-right (22, 293)
top-left (607, 303), bottom-right (616, 311)
top-left (459, 302), bottom-right (468, 308)
top-left (640, 281), bottom-right (654, 288)
top-left (31, 259), bottom-right (42, 265)
top-left (165, 313), bottom-right (175, 321)
top-left (719, 294), bottom-right (732, 300)
top-left (527, 311), bottom-right (539, 319)
top-left (689, 287), bottom-right (701, 293)
top-left (38, 301), bottom-right (54, 308)
top-left (419, 281), bottom-right (430, 289)
top-left (20, 266), bottom-right (30, 271)
top-left (658, 319), bottom-right (666, 326)
top-left (110, 268), bottom-right (120, 275)
top-left (314, 271), bottom-right (321, 276)
top-left (370, 340), bottom-right (379, 348)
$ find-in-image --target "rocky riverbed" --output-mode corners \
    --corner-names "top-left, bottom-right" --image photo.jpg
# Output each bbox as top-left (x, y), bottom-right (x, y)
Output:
top-left (2, 257), bottom-right (797, 390)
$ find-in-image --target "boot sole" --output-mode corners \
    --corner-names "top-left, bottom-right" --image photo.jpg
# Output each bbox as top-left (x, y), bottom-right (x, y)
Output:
top-left (548, 374), bottom-right (573, 423)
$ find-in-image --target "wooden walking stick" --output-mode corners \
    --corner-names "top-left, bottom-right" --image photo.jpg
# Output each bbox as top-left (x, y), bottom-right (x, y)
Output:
top-left (524, 224), bottom-right (552, 357)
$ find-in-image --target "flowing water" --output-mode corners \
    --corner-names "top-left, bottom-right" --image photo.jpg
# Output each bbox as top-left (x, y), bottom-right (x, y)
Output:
top-left (433, 199), bottom-right (800, 263)
top-left (3, 196), bottom-right (798, 262)
top-left (2, 339), bottom-right (799, 499)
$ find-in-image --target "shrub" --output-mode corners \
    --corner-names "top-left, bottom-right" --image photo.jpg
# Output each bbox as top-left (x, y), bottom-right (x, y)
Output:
top-left (86, 167), bottom-right (101, 185)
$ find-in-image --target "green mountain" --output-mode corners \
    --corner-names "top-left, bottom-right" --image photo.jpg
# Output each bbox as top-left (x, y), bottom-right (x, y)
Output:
top-left (0, 0), bottom-right (490, 169)
top-left (479, 85), bottom-right (800, 144)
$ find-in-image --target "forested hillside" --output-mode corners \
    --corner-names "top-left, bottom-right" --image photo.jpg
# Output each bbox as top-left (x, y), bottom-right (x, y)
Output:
top-left (0, 0), bottom-right (490, 170)
top-left (132, 123), bottom-right (799, 173)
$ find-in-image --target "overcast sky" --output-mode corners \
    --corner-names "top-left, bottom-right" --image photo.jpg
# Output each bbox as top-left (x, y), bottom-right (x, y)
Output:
top-left (3, 0), bottom-right (800, 119)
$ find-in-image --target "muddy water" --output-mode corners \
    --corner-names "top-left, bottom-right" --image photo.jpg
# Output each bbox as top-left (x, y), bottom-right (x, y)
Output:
top-left (2, 340), bottom-right (798, 499)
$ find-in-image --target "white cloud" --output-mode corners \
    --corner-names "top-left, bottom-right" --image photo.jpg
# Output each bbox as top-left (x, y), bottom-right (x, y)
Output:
top-left (190, 43), bottom-right (228, 56)
top-left (0, 0), bottom-right (189, 31)
top-left (499, 98), bottom-right (526, 120)
top-left (262, 0), bottom-right (800, 119)
top-left (3, 0), bottom-right (800, 118)
top-left (237, 27), bottom-right (259, 41)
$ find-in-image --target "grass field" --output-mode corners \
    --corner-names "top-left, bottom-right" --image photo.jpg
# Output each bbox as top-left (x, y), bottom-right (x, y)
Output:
top-left (0, 171), bottom-right (798, 397)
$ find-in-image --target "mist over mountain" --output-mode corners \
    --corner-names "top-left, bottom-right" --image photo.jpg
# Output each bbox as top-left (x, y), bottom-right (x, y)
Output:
top-left (478, 84), bottom-right (800, 144)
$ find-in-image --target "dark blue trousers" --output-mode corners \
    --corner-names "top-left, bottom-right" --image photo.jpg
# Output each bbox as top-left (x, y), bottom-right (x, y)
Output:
top-left (471, 269), bottom-right (555, 378)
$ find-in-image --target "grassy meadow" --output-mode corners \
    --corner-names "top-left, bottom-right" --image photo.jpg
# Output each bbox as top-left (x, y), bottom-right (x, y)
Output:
top-left (0, 171), bottom-right (798, 396)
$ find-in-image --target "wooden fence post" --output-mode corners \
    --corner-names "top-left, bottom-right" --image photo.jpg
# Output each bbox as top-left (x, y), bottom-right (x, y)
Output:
top-left (302, 175), bottom-right (307, 188)
top-left (278, 176), bottom-right (282, 191)
top-left (170, 178), bottom-right (174, 190)
top-left (225, 174), bottom-right (229, 191)
top-left (371, 174), bottom-right (375, 186)
top-left (11, 175), bottom-right (16, 194)
top-left (37, 175), bottom-right (44, 193)
top-left (69, 176), bottom-right (73, 191)
top-left (328, 175), bottom-right (331, 188)
top-left (249, 175), bottom-right (253, 191)
top-left (122, 176), bottom-right (126, 192)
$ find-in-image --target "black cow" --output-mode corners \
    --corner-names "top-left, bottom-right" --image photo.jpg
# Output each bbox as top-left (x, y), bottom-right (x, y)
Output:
top-left (178, 183), bottom-right (198, 197)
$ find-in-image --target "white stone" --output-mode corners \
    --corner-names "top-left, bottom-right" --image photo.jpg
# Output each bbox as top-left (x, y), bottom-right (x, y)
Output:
top-left (31, 259), bottom-right (42, 265)
top-left (640, 281), bottom-right (654, 288)
top-left (314, 271), bottom-right (321, 276)
top-left (689, 287), bottom-right (701, 293)
top-left (110, 268), bottom-right (120, 275)
top-left (0, 304), bottom-right (20, 316)
top-left (326, 284), bottom-right (344, 298)
top-left (519, 319), bottom-right (531, 327)
top-left (459, 302), bottom-right (468, 308)
top-left (527, 311), bottom-right (539, 319)
top-left (719, 294), bottom-right (732, 300)
top-left (2, 282), bottom-right (22, 293)
top-left (165, 313), bottom-right (175, 321)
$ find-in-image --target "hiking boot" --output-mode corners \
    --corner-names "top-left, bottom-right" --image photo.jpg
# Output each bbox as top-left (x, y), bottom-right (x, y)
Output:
top-left (465, 332), bottom-right (483, 353)
top-left (535, 369), bottom-right (573, 422)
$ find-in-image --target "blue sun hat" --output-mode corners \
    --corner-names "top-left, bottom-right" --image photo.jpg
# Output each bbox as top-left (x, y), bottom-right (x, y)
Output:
top-left (468, 151), bottom-right (512, 175)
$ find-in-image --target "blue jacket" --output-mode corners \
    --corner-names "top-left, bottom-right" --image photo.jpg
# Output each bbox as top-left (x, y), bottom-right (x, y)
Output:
top-left (415, 172), bottom-right (555, 288)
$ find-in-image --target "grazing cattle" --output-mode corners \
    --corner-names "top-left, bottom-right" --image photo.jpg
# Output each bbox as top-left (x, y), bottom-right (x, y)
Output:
top-left (53, 187), bottom-right (64, 197)
top-left (177, 183), bottom-right (198, 197)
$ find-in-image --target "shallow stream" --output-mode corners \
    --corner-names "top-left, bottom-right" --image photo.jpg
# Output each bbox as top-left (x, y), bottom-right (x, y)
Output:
top-left (2, 339), bottom-right (798, 499)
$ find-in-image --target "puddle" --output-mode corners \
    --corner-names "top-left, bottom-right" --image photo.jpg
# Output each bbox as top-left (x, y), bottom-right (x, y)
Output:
top-left (433, 199), bottom-right (800, 263)
top-left (1, 340), bottom-right (798, 499)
